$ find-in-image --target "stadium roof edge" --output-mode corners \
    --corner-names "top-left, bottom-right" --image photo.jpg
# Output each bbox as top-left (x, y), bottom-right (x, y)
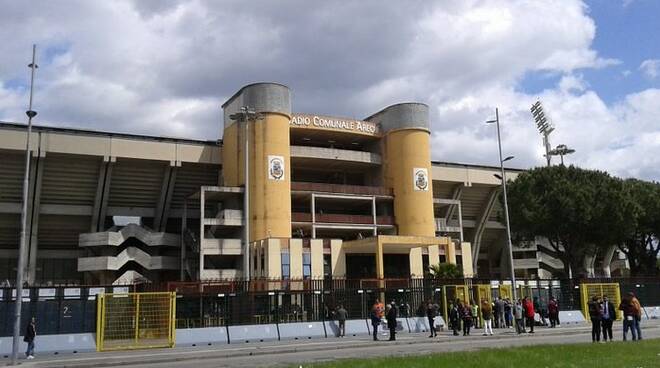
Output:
top-left (0, 121), bottom-right (221, 146)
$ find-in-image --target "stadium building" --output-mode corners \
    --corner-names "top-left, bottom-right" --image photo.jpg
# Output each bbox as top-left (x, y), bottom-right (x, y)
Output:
top-left (0, 83), bottom-right (626, 286)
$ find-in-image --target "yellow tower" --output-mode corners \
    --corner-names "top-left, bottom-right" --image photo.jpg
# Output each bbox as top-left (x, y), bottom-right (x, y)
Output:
top-left (221, 83), bottom-right (292, 241)
top-left (368, 103), bottom-right (435, 237)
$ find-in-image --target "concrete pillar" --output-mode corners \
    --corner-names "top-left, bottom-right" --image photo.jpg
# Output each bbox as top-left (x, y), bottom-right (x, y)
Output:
top-left (289, 238), bottom-right (303, 279)
top-left (409, 247), bottom-right (423, 278)
top-left (310, 239), bottom-right (324, 279)
top-left (427, 245), bottom-right (440, 268)
top-left (461, 242), bottom-right (474, 277)
top-left (266, 238), bottom-right (282, 279)
top-left (368, 103), bottom-right (435, 237)
top-left (376, 239), bottom-right (385, 279)
top-left (446, 241), bottom-right (457, 265)
top-left (330, 239), bottom-right (345, 278)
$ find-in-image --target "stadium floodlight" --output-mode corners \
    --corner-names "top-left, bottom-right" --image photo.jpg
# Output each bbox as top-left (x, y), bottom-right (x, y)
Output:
top-left (484, 108), bottom-right (517, 303)
top-left (229, 107), bottom-right (263, 281)
top-left (530, 100), bottom-right (554, 166)
top-left (548, 144), bottom-right (576, 165)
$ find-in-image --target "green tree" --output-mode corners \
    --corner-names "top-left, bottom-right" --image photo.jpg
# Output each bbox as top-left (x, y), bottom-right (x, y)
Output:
top-left (506, 165), bottom-right (631, 277)
top-left (428, 263), bottom-right (463, 279)
top-left (618, 179), bottom-right (660, 276)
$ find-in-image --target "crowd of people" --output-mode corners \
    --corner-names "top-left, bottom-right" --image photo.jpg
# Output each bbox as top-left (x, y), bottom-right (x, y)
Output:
top-left (587, 292), bottom-right (643, 342)
top-left (353, 295), bottom-right (563, 341)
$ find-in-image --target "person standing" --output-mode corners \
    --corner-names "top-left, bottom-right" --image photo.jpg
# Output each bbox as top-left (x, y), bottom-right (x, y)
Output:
top-left (24, 317), bottom-right (36, 359)
top-left (481, 299), bottom-right (494, 336)
top-left (619, 295), bottom-right (638, 341)
top-left (523, 297), bottom-right (536, 333)
top-left (470, 300), bottom-right (480, 329)
top-left (504, 299), bottom-right (513, 328)
top-left (548, 297), bottom-right (559, 328)
top-left (514, 299), bottom-right (525, 334)
top-left (386, 302), bottom-right (398, 341)
top-left (461, 301), bottom-right (473, 336)
top-left (588, 296), bottom-right (602, 343)
top-left (335, 304), bottom-right (348, 337)
top-left (629, 292), bottom-right (643, 340)
top-left (426, 299), bottom-right (438, 337)
top-left (600, 296), bottom-right (615, 342)
top-left (449, 301), bottom-right (460, 336)
top-left (370, 300), bottom-right (381, 341)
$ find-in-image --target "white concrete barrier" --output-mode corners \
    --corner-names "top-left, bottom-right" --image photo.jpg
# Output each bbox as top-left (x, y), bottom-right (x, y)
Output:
top-left (324, 319), bottom-right (369, 337)
top-left (227, 324), bottom-right (279, 343)
top-left (176, 327), bottom-right (229, 346)
top-left (559, 310), bottom-right (586, 324)
top-left (278, 321), bottom-right (326, 340)
top-left (0, 333), bottom-right (96, 356)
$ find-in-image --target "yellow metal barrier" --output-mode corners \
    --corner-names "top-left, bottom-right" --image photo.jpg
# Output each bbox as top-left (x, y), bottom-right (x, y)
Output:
top-left (96, 292), bottom-right (176, 351)
top-left (498, 284), bottom-right (532, 300)
top-left (442, 284), bottom-right (469, 323)
top-left (580, 283), bottom-right (621, 321)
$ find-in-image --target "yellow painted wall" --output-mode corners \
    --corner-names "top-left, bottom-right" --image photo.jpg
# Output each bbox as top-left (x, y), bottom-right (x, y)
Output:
top-left (248, 112), bottom-right (292, 241)
top-left (383, 129), bottom-right (435, 237)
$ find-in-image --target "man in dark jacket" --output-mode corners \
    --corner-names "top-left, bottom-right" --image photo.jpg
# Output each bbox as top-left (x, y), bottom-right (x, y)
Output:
top-left (600, 296), bottom-right (615, 342)
top-left (548, 297), bottom-right (560, 328)
top-left (426, 300), bottom-right (438, 337)
top-left (449, 302), bottom-right (460, 336)
top-left (24, 317), bottom-right (36, 359)
top-left (588, 296), bottom-right (602, 342)
top-left (335, 304), bottom-right (348, 337)
top-left (386, 302), bottom-right (398, 341)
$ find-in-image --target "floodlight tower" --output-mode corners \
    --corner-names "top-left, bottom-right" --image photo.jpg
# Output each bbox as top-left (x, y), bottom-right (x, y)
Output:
top-left (548, 144), bottom-right (576, 166)
top-left (530, 100), bottom-right (554, 167)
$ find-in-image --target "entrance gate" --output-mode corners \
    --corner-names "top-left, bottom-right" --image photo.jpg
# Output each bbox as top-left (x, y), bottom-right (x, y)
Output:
top-left (442, 285), bottom-right (469, 323)
top-left (96, 292), bottom-right (176, 351)
top-left (580, 283), bottom-right (621, 320)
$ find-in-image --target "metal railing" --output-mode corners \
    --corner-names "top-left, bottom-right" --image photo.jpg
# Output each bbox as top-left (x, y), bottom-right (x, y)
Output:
top-left (291, 182), bottom-right (393, 196)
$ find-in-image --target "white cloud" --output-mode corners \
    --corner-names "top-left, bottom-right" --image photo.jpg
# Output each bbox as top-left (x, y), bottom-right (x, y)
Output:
top-left (639, 59), bottom-right (660, 79)
top-left (0, 0), bottom-right (657, 181)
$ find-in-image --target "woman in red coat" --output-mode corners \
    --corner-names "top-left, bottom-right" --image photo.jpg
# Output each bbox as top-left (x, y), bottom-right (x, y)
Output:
top-left (523, 297), bottom-right (535, 333)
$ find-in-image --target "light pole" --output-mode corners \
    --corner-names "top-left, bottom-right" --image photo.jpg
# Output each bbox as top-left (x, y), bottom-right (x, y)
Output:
top-left (12, 44), bottom-right (38, 366)
top-left (486, 108), bottom-right (518, 302)
top-left (229, 107), bottom-right (262, 280)
top-left (530, 101), bottom-right (555, 167)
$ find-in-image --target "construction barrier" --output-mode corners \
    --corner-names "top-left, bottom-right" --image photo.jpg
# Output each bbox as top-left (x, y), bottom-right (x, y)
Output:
top-left (96, 292), bottom-right (176, 351)
top-left (580, 283), bottom-right (621, 320)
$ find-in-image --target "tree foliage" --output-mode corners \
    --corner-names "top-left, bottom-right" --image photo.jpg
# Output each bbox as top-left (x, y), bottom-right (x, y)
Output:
top-left (619, 179), bottom-right (660, 276)
top-left (428, 263), bottom-right (463, 279)
top-left (506, 165), bottom-right (633, 277)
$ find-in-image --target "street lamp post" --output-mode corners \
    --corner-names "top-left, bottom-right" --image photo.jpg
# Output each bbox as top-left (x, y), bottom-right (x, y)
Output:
top-left (229, 107), bottom-right (262, 281)
top-left (11, 44), bottom-right (38, 366)
top-left (548, 144), bottom-right (576, 166)
top-left (486, 108), bottom-right (518, 303)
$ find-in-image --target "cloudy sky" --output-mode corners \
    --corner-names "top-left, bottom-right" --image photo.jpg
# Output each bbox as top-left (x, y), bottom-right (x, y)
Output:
top-left (1, 0), bottom-right (659, 180)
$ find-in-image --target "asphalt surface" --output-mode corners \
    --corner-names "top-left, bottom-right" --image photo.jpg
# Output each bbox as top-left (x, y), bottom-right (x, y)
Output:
top-left (5, 320), bottom-right (660, 368)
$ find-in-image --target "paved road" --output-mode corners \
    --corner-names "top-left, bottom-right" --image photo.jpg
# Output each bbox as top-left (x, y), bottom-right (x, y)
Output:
top-left (8, 320), bottom-right (660, 368)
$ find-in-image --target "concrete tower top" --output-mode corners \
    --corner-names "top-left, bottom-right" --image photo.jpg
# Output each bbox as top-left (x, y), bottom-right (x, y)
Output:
top-left (365, 103), bottom-right (429, 133)
top-left (222, 83), bottom-right (292, 129)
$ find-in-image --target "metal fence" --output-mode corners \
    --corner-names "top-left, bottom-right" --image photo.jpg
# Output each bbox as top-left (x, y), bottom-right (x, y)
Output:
top-left (2, 277), bottom-right (659, 337)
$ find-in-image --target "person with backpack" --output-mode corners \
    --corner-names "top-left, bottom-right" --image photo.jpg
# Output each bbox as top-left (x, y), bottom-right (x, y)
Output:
top-left (588, 296), bottom-right (602, 343)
